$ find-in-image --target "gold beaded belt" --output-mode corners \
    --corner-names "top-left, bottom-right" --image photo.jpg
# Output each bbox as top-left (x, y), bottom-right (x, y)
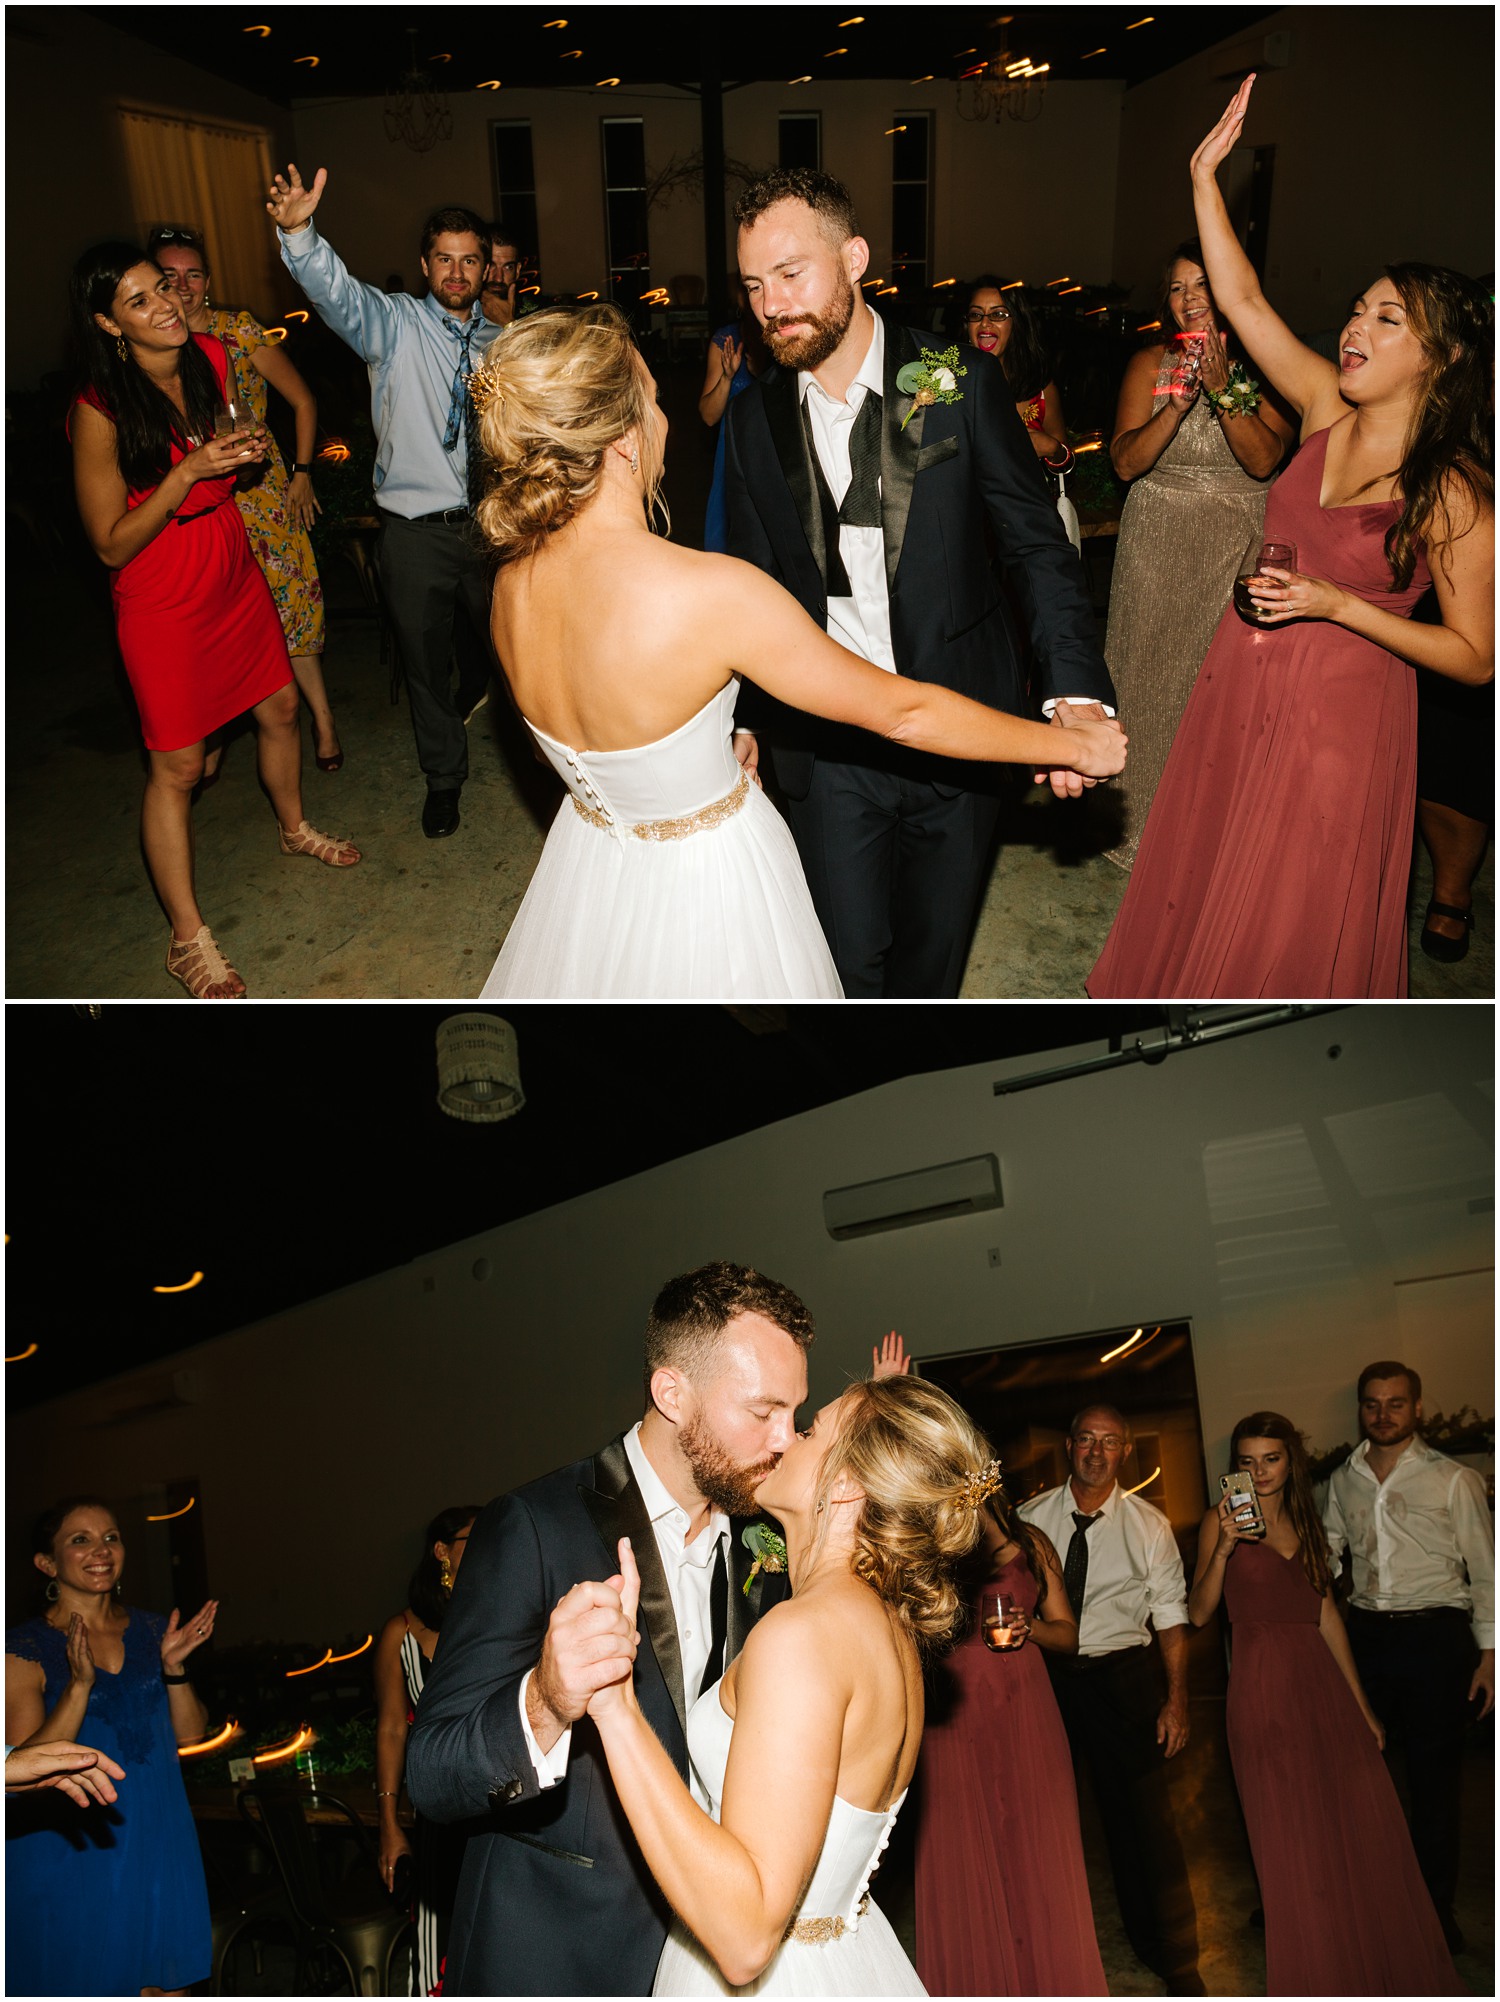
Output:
top-left (784, 1896), bottom-right (868, 1944)
top-left (569, 770), bottom-right (749, 841)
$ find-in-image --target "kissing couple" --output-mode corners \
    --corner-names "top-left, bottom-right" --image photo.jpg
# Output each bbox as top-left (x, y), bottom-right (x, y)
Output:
top-left (407, 1260), bottom-right (998, 1995)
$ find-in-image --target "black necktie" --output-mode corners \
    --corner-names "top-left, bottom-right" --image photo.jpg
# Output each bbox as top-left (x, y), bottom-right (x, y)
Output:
top-left (698, 1539), bottom-right (729, 1697)
top-left (839, 390), bottom-right (883, 528)
top-left (1063, 1510), bottom-right (1100, 1616)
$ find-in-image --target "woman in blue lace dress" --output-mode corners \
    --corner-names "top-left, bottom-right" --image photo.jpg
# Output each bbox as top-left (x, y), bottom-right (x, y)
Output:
top-left (4, 1496), bottom-right (217, 1996)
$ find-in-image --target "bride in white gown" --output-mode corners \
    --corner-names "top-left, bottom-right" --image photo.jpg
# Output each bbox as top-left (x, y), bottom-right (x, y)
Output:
top-left (468, 305), bottom-right (1126, 998)
top-left (585, 1374), bottom-right (1000, 1995)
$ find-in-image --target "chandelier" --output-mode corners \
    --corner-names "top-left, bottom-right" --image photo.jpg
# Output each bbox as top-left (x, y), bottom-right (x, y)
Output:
top-left (384, 32), bottom-right (454, 154)
top-left (956, 16), bottom-right (1048, 123)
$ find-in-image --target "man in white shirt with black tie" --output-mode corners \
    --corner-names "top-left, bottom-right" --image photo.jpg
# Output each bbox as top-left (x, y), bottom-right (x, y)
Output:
top-left (1323, 1359), bottom-right (1494, 1954)
top-left (1020, 1404), bottom-right (1202, 1995)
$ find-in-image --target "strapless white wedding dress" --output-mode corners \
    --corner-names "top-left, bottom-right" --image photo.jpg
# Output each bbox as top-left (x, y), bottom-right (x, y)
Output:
top-left (652, 1679), bottom-right (924, 1998)
top-left (480, 680), bottom-right (842, 998)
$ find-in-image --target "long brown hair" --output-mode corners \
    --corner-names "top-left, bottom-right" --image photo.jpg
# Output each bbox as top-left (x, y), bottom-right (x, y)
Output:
top-left (1228, 1412), bottom-right (1331, 1597)
top-left (983, 1482), bottom-right (1048, 1600)
top-left (1371, 264), bottom-right (1493, 589)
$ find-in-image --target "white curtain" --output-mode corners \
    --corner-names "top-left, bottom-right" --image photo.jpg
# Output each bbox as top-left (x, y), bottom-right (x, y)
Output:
top-left (119, 107), bottom-right (281, 318)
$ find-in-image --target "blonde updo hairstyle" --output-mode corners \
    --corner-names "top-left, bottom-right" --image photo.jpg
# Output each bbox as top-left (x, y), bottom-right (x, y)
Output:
top-left (474, 303), bottom-right (665, 563)
top-left (813, 1376), bottom-right (995, 1654)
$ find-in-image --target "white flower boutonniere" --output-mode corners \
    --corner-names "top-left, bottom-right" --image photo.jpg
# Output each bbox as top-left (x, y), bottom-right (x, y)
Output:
top-left (741, 1522), bottom-right (787, 1594)
top-left (895, 345), bottom-right (967, 431)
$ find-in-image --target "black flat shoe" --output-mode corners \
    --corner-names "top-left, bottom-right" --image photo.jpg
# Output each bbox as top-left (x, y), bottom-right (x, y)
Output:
top-left (422, 788), bottom-right (461, 839)
top-left (1420, 899), bottom-right (1474, 963)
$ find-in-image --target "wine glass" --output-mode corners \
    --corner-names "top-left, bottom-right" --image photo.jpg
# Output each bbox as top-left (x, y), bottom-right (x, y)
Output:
top-left (981, 1589), bottom-right (1025, 1652)
top-left (1234, 537), bottom-right (1298, 625)
top-left (213, 388), bottom-right (257, 443)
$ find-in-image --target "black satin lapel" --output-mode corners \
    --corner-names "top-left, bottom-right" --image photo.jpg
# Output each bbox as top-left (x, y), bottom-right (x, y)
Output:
top-left (882, 325), bottom-right (925, 597)
top-left (581, 1451), bottom-right (687, 1739)
top-left (763, 369), bottom-right (825, 580)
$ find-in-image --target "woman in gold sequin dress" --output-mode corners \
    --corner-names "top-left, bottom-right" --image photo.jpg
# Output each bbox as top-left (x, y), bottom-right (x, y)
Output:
top-left (149, 227), bottom-right (342, 773)
top-left (1102, 241), bottom-right (1292, 866)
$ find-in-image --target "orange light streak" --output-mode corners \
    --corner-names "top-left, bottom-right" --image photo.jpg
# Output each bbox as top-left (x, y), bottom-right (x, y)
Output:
top-left (146, 1497), bottom-right (196, 1522)
top-left (253, 1726), bottom-right (312, 1766)
top-left (7, 1343), bottom-right (38, 1361)
top-left (1125, 1466), bottom-right (1162, 1495)
top-left (178, 1719), bottom-right (239, 1757)
top-left (327, 1635), bottom-right (374, 1663)
top-left (285, 1649), bottom-right (332, 1678)
top-left (285, 309), bottom-right (309, 322)
top-left (152, 1272), bottom-right (204, 1293)
top-left (318, 440), bottom-right (350, 462)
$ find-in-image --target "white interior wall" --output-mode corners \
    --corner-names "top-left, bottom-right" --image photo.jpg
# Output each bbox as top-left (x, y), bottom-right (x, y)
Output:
top-left (9, 1007), bottom-right (1491, 1645)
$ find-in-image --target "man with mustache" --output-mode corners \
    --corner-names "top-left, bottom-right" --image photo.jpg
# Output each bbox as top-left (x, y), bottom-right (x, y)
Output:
top-left (407, 1262), bottom-right (812, 1995)
top-left (724, 167), bottom-right (1119, 997)
top-left (268, 167), bottom-right (499, 839)
top-left (1324, 1360), bottom-right (1494, 1954)
top-left (1020, 1405), bottom-right (1202, 1993)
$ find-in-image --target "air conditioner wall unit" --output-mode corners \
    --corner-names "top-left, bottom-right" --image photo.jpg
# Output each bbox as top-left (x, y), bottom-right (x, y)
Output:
top-left (823, 1154), bottom-right (1002, 1240)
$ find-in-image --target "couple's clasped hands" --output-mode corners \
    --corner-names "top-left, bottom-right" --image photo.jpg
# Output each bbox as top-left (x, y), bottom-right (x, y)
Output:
top-left (532, 1541), bottom-right (643, 1734)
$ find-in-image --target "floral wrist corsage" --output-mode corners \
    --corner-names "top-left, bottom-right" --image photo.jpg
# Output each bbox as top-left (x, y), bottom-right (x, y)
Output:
top-left (1205, 362), bottom-right (1262, 417)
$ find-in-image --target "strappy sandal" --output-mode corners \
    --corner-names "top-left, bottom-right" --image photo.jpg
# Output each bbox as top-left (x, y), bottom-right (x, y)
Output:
top-left (1420, 899), bottom-right (1474, 964)
top-left (166, 926), bottom-right (246, 999)
top-left (277, 819), bottom-right (362, 868)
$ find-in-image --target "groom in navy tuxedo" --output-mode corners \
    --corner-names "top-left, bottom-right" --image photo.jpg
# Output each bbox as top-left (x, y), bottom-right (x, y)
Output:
top-left (724, 168), bottom-right (1119, 997)
top-left (406, 1263), bottom-right (810, 1995)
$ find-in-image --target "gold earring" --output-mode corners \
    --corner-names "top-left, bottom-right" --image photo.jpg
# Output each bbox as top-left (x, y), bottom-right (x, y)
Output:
top-left (629, 447), bottom-right (639, 476)
top-left (440, 1560), bottom-right (453, 1592)
top-left (115, 335), bottom-right (129, 361)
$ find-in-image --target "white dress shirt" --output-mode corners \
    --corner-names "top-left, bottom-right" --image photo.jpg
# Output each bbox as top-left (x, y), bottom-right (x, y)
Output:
top-left (1324, 1434), bottom-right (1495, 1650)
top-left (1020, 1479), bottom-right (1189, 1656)
top-left (799, 309), bottom-right (898, 674)
top-left (521, 1423), bottom-right (730, 1804)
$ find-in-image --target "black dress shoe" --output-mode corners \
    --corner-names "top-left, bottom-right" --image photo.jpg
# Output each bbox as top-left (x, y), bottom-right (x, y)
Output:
top-left (422, 788), bottom-right (461, 838)
top-left (1420, 899), bottom-right (1474, 962)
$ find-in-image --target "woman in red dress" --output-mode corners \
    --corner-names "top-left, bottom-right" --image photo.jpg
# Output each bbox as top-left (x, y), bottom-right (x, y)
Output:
top-left (69, 242), bottom-right (359, 998)
top-left (868, 1332), bottom-right (1106, 1997)
top-left (1089, 76), bottom-right (1492, 998)
top-left (1189, 1412), bottom-right (1460, 1995)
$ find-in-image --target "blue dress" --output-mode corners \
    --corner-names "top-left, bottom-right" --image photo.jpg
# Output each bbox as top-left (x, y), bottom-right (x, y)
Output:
top-left (5, 1611), bottom-right (212, 1996)
top-left (703, 321), bottom-right (753, 553)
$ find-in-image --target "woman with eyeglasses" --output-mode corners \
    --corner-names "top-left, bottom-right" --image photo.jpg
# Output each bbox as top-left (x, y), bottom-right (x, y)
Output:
top-left (67, 241), bottom-right (360, 999)
top-left (1099, 237), bottom-right (1293, 868)
top-left (373, 1506), bottom-right (480, 1996)
top-left (962, 279), bottom-right (1070, 464)
top-left (147, 224), bottom-right (343, 776)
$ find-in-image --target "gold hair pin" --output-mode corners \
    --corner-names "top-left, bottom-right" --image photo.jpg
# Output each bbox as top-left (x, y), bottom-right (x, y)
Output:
top-left (956, 1459), bottom-right (1002, 1512)
top-left (468, 358), bottom-right (506, 417)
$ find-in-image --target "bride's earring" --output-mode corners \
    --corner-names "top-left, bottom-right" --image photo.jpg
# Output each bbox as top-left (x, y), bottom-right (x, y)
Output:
top-left (629, 447), bottom-right (639, 476)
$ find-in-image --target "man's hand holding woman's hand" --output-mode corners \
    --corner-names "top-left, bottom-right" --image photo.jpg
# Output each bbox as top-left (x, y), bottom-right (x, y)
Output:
top-left (586, 1540), bottom-right (642, 1720)
top-left (530, 1555), bottom-right (639, 1743)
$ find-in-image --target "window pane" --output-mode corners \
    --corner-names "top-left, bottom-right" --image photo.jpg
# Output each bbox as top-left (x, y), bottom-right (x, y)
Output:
top-left (603, 118), bottom-right (645, 187)
top-left (892, 118), bottom-right (928, 183)
top-left (496, 193), bottom-right (538, 266)
top-left (778, 114), bottom-right (820, 171)
top-left (607, 189), bottom-right (650, 264)
top-left (892, 183), bottom-right (927, 258)
top-left (493, 123), bottom-right (535, 192)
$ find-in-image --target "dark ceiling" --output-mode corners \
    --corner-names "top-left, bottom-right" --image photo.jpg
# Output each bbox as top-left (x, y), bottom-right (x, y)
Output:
top-left (76, 6), bottom-right (1276, 99)
top-left (8, 1004), bottom-right (1181, 1410)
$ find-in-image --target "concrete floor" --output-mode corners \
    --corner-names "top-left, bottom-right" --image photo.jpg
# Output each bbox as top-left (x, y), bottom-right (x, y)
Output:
top-left (8, 355), bottom-right (1491, 1002)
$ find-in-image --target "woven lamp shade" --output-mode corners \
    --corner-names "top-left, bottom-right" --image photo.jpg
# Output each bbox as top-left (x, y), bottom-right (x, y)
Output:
top-left (435, 1014), bottom-right (524, 1123)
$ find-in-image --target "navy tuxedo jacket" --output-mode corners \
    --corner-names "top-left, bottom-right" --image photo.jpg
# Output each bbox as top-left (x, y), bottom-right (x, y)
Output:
top-left (723, 320), bottom-right (1115, 796)
top-left (406, 1435), bottom-right (781, 1995)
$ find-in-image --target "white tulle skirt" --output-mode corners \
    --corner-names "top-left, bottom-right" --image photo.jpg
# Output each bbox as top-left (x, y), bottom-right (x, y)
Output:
top-left (479, 783), bottom-right (843, 999)
top-left (652, 1898), bottom-right (925, 1998)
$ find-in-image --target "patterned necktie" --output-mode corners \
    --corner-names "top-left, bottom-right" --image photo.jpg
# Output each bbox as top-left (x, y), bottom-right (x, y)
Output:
top-left (442, 316), bottom-right (481, 508)
top-left (838, 389), bottom-right (883, 528)
top-left (1063, 1510), bottom-right (1100, 1616)
top-left (697, 1539), bottom-right (729, 1697)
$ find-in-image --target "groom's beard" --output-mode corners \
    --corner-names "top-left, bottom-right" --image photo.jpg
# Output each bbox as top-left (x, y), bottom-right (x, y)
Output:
top-left (680, 1411), bottom-right (780, 1518)
top-left (762, 278), bottom-right (856, 374)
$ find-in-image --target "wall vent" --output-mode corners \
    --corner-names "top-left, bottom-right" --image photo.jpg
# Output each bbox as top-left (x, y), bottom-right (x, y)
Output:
top-left (824, 1155), bottom-right (1002, 1240)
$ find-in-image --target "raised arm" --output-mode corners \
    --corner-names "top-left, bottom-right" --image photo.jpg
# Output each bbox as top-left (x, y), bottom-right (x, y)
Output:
top-left (1189, 78), bottom-right (1342, 428)
top-left (714, 556), bottom-right (1125, 780)
top-left (589, 1541), bottom-right (846, 1989)
top-left (269, 165), bottom-right (403, 366)
top-left (1187, 1499), bottom-right (1257, 1626)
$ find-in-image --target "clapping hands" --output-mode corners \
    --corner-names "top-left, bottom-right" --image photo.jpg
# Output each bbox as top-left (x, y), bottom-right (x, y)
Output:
top-left (160, 1600), bottom-right (219, 1675)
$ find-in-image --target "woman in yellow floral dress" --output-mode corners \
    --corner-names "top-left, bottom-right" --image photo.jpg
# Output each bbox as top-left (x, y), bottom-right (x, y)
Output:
top-left (149, 225), bottom-right (342, 771)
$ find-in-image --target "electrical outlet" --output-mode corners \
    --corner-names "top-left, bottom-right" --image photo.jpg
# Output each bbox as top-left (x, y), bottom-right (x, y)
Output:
top-left (987, 1247), bottom-right (1002, 1268)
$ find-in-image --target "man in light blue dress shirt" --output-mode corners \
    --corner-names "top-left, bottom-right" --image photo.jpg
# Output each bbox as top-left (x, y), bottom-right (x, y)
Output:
top-left (267, 164), bottom-right (503, 839)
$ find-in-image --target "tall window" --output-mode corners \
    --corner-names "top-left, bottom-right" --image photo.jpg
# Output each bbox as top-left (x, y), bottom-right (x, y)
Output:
top-left (491, 121), bottom-right (539, 274)
top-left (602, 117), bottom-right (650, 311)
top-left (890, 113), bottom-right (931, 296)
top-left (778, 113), bottom-right (821, 170)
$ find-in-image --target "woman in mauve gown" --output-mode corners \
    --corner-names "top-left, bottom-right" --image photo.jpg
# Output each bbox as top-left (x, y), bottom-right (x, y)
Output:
top-left (1090, 75), bottom-right (1493, 998)
top-left (1188, 1412), bottom-right (1460, 1996)
top-left (914, 1473), bottom-right (1106, 1995)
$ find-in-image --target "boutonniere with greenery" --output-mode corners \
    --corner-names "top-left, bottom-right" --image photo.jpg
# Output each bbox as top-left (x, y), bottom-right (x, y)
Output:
top-left (1205, 362), bottom-right (1262, 417)
top-left (741, 1522), bottom-right (787, 1594)
top-left (895, 345), bottom-right (967, 431)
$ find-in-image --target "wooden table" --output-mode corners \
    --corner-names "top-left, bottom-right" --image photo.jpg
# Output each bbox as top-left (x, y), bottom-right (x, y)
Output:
top-left (188, 1778), bottom-right (412, 1827)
